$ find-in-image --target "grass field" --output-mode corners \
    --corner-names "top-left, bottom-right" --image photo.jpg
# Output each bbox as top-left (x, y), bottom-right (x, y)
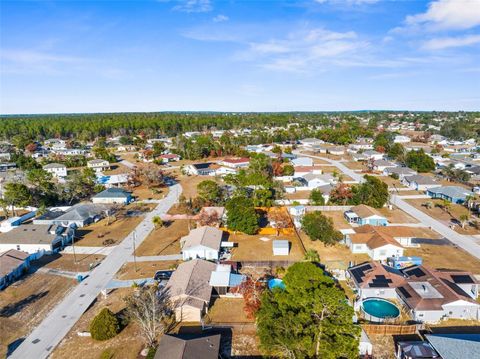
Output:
top-left (32, 253), bottom-right (106, 272)
top-left (135, 219), bottom-right (189, 256)
top-left (206, 297), bottom-right (254, 323)
top-left (116, 260), bottom-right (180, 280)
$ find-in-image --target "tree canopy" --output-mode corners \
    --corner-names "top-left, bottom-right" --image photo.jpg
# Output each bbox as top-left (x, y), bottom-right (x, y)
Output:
top-left (256, 262), bottom-right (360, 358)
top-left (351, 175), bottom-right (389, 208)
top-left (225, 196), bottom-right (259, 235)
top-left (301, 211), bottom-right (342, 245)
top-left (405, 149), bottom-right (435, 173)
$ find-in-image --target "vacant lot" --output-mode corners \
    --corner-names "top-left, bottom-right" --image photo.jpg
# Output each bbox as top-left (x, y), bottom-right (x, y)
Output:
top-left (207, 297), bottom-right (254, 323)
top-left (405, 243), bottom-right (480, 273)
top-left (136, 219), bottom-right (189, 256)
top-left (377, 207), bottom-right (419, 223)
top-left (52, 288), bottom-right (144, 359)
top-left (229, 233), bottom-right (305, 261)
top-left (299, 231), bottom-right (370, 265)
top-left (102, 163), bottom-right (130, 175)
top-left (75, 207), bottom-right (149, 247)
top-left (320, 211), bottom-right (353, 230)
top-left (285, 190), bottom-right (310, 201)
top-left (0, 274), bottom-right (75, 358)
top-left (406, 198), bottom-right (480, 235)
top-left (32, 253), bottom-right (105, 272)
top-left (116, 260), bottom-right (180, 280)
top-left (177, 174), bottom-right (223, 199)
top-left (343, 161), bottom-right (367, 170)
top-left (132, 184), bottom-right (168, 200)
top-left (379, 176), bottom-right (407, 188)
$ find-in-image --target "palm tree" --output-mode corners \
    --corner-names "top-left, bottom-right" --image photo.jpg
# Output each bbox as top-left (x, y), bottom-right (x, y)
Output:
top-left (152, 215), bottom-right (163, 229)
top-left (459, 213), bottom-right (470, 229)
top-left (441, 199), bottom-right (451, 215)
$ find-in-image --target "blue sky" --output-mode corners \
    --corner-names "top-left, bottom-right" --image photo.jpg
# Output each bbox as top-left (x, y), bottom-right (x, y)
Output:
top-left (1, 0), bottom-right (479, 114)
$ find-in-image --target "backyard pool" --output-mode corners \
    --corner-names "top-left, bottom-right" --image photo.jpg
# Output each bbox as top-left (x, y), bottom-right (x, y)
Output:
top-left (361, 298), bottom-right (400, 322)
top-left (268, 278), bottom-right (286, 290)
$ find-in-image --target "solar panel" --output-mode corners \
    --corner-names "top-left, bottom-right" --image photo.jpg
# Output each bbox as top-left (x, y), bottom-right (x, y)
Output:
top-left (369, 283), bottom-right (387, 288)
top-left (441, 279), bottom-right (469, 297)
top-left (397, 286), bottom-right (412, 298)
top-left (405, 267), bottom-right (425, 278)
top-left (451, 275), bottom-right (474, 284)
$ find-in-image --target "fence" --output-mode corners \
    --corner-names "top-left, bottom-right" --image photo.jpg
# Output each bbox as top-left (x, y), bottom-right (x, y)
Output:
top-left (361, 324), bottom-right (418, 336)
top-left (306, 205), bottom-right (352, 211)
top-left (238, 260), bottom-right (297, 268)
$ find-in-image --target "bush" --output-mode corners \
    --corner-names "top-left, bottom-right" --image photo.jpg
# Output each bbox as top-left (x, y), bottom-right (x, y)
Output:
top-left (146, 347), bottom-right (157, 359)
top-left (99, 349), bottom-right (114, 359)
top-left (90, 308), bottom-right (120, 341)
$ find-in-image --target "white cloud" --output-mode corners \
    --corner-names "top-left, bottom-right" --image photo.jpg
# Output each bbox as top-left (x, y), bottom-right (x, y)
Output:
top-left (213, 14), bottom-right (229, 22)
top-left (422, 34), bottom-right (480, 49)
top-left (173, 0), bottom-right (212, 13)
top-left (314, 0), bottom-right (380, 5)
top-left (405, 0), bottom-right (480, 31)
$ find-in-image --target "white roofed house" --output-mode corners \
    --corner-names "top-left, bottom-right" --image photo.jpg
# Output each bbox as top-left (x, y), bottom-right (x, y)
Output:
top-left (383, 166), bottom-right (417, 180)
top-left (218, 157), bottom-right (250, 169)
top-left (291, 157), bottom-right (313, 167)
top-left (87, 159), bottom-right (110, 172)
top-left (394, 135), bottom-right (411, 144)
top-left (372, 159), bottom-right (397, 172)
top-left (301, 173), bottom-right (336, 189)
top-left (328, 146), bottom-right (345, 156)
top-left (402, 175), bottom-right (441, 191)
top-left (43, 163), bottom-right (67, 178)
top-left (92, 188), bottom-right (133, 204)
top-left (209, 263), bottom-right (245, 296)
top-left (363, 150), bottom-right (384, 161)
top-left (180, 226), bottom-right (223, 261)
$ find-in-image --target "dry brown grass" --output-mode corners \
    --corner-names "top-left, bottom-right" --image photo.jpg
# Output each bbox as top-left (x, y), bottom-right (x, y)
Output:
top-left (320, 211), bottom-right (353, 230)
top-left (284, 191), bottom-right (310, 200)
top-left (116, 260), bottom-right (180, 280)
top-left (52, 288), bottom-right (144, 359)
top-left (379, 176), bottom-right (408, 188)
top-left (102, 163), bottom-right (130, 175)
top-left (136, 220), bottom-right (189, 256)
top-left (0, 274), bottom-right (75, 358)
top-left (343, 161), bottom-right (367, 170)
top-left (377, 207), bottom-right (419, 223)
top-left (132, 184), bottom-right (168, 200)
top-left (33, 253), bottom-right (106, 272)
top-left (206, 297), bottom-right (254, 323)
top-left (229, 233), bottom-right (305, 261)
top-left (369, 334), bottom-right (396, 359)
top-left (405, 243), bottom-right (480, 274)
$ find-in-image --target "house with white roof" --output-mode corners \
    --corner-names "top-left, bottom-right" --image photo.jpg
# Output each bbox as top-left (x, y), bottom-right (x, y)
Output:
top-left (87, 159), bottom-right (110, 172)
top-left (43, 163), bottom-right (67, 178)
top-left (180, 226), bottom-right (223, 261)
top-left (394, 135), bottom-right (411, 144)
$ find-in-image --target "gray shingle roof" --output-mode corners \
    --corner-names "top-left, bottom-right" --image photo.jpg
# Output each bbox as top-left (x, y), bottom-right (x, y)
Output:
top-left (425, 334), bottom-right (480, 359)
top-left (427, 186), bottom-right (471, 199)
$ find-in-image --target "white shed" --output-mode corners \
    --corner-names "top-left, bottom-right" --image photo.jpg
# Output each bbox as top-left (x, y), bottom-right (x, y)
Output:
top-left (272, 240), bottom-right (290, 256)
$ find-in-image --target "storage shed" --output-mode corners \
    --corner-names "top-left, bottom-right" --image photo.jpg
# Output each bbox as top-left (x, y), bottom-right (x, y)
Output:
top-left (272, 240), bottom-right (290, 256)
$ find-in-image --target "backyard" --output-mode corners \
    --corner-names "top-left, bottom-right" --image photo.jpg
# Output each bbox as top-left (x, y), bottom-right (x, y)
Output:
top-left (206, 297), bottom-right (254, 324)
top-left (0, 273), bottom-right (75, 358)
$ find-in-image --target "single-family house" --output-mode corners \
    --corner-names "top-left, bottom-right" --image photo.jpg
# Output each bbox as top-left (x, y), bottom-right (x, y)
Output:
top-left (394, 135), bottom-right (411, 144)
top-left (185, 163), bottom-right (218, 176)
top-left (291, 157), bottom-right (313, 167)
top-left (383, 166), bottom-right (417, 180)
top-left (344, 226), bottom-right (403, 261)
top-left (218, 157), bottom-right (250, 169)
top-left (180, 226), bottom-right (223, 261)
top-left (328, 146), bottom-right (345, 156)
top-left (402, 175), bottom-right (441, 191)
top-left (154, 333), bottom-right (221, 359)
top-left (87, 159), bottom-right (110, 172)
top-left (52, 203), bottom-right (111, 227)
top-left (424, 334), bottom-right (480, 359)
top-left (0, 249), bottom-right (31, 289)
top-left (92, 188), bottom-right (133, 204)
top-left (293, 166), bottom-right (323, 177)
top-left (372, 160), bottom-right (397, 172)
top-left (395, 341), bottom-right (440, 359)
top-left (351, 152), bottom-right (368, 162)
top-left (0, 224), bottom-right (75, 256)
top-left (364, 150), bottom-right (384, 161)
top-left (166, 259), bottom-right (217, 322)
top-left (300, 138), bottom-right (324, 147)
top-left (426, 186), bottom-right (472, 204)
top-left (344, 205), bottom-right (388, 226)
top-left (43, 163), bottom-right (67, 178)
top-left (302, 173), bottom-right (336, 189)
top-left (159, 153), bottom-right (181, 163)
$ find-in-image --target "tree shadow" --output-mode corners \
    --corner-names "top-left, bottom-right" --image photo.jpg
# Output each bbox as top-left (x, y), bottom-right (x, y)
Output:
top-left (0, 291), bottom-right (49, 317)
top-left (7, 337), bottom-right (25, 357)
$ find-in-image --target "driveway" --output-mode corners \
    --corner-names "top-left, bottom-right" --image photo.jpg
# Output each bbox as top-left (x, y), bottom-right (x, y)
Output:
top-left (10, 182), bottom-right (182, 359)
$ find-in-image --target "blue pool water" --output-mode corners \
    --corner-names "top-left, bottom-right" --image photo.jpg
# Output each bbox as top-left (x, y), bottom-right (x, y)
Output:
top-left (268, 278), bottom-right (286, 290)
top-left (362, 298), bottom-right (400, 319)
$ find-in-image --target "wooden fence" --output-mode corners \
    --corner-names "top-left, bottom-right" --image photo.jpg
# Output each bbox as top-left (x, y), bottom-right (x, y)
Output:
top-left (361, 324), bottom-right (418, 336)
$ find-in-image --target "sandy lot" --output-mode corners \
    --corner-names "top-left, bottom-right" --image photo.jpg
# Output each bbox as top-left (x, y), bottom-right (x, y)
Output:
top-left (135, 219), bottom-right (189, 256)
top-left (377, 207), bottom-right (419, 223)
top-left (0, 274), bottom-right (75, 358)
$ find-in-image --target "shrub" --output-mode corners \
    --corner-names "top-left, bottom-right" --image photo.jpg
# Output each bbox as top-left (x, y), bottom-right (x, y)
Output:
top-left (90, 308), bottom-right (120, 341)
top-left (99, 349), bottom-right (114, 359)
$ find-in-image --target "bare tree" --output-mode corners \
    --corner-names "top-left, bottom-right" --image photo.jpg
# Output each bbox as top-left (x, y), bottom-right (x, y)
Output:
top-left (124, 286), bottom-right (174, 348)
top-left (267, 208), bottom-right (291, 236)
top-left (197, 209), bottom-right (220, 227)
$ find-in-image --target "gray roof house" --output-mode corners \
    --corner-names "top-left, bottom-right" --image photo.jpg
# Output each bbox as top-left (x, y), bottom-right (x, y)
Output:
top-left (166, 259), bottom-right (217, 322)
top-left (383, 166), bottom-right (417, 179)
top-left (426, 186), bottom-right (472, 204)
top-left (52, 203), bottom-right (111, 227)
top-left (0, 249), bottom-right (31, 289)
top-left (92, 188), bottom-right (133, 204)
top-left (154, 334), bottom-right (221, 359)
top-left (424, 334), bottom-right (480, 359)
top-left (180, 226), bottom-right (223, 261)
top-left (402, 175), bottom-right (441, 191)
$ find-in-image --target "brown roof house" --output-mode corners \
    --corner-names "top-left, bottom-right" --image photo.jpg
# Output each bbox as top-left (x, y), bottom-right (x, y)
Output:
top-left (166, 259), bottom-right (217, 322)
top-left (180, 226), bottom-right (223, 261)
top-left (154, 333), bottom-right (221, 359)
top-left (0, 249), bottom-right (31, 289)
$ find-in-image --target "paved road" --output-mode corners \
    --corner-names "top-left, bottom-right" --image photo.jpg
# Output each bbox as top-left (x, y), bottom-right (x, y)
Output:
top-left (128, 254), bottom-right (182, 262)
top-left (10, 182), bottom-right (182, 359)
top-left (391, 194), bottom-right (480, 261)
top-left (296, 151), bottom-right (365, 183)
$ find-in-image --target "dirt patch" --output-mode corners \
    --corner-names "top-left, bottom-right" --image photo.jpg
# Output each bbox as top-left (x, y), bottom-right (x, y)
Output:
top-left (285, 190), bottom-right (310, 201)
top-left (369, 334), bottom-right (395, 359)
top-left (0, 274), bottom-right (75, 358)
top-left (136, 220), bottom-right (189, 256)
top-left (343, 161), bottom-right (367, 170)
top-left (229, 233), bottom-right (305, 262)
top-left (102, 163), bottom-right (130, 175)
top-left (132, 184), bottom-right (168, 201)
top-left (116, 261), bottom-right (180, 280)
top-left (379, 176), bottom-right (408, 188)
top-left (52, 288), bottom-right (144, 359)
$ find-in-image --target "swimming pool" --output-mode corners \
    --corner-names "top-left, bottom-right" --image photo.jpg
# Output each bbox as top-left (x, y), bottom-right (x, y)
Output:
top-left (268, 278), bottom-right (286, 290)
top-left (361, 298), bottom-right (400, 322)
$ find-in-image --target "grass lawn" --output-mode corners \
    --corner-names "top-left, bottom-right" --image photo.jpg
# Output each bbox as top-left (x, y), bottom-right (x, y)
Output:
top-left (285, 190), bottom-right (310, 201)
top-left (377, 207), bottom-right (419, 223)
top-left (75, 206), bottom-right (150, 247)
top-left (52, 288), bottom-right (145, 359)
top-left (405, 243), bottom-right (480, 274)
top-left (320, 211), bottom-right (353, 230)
top-left (406, 198), bottom-right (480, 235)
top-left (132, 184), bottom-right (168, 201)
top-left (299, 231), bottom-right (371, 265)
top-left (116, 260), bottom-right (180, 280)
top-left (32, 253), bottom-right (106, 272)
top-left (206, 297), bottom-right (254, 323)
top-left (135, 219), bottom-right (189, 256)
top-left (343, 161), bottom-right (367, 170)
top-left (0, 274), bottom-right (75, 358)
top-left (379, 176), bottom-right (408, 188)
top-left (229, 233), bottom-right (305, 261)
top-left (102, 163), bottom-right (130, 175)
